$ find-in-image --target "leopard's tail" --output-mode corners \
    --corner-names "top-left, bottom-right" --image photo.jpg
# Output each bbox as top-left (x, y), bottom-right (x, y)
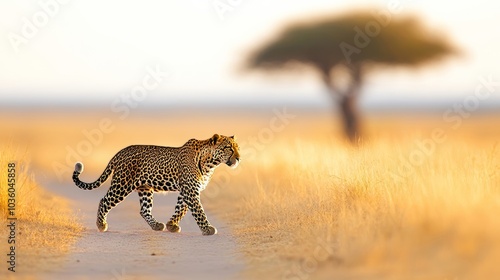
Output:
top-left (72, 161), bottom-right (113, 190)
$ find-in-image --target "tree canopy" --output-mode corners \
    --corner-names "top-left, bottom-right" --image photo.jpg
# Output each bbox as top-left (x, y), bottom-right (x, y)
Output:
top-left (248, 11), bottom-right (456, 78)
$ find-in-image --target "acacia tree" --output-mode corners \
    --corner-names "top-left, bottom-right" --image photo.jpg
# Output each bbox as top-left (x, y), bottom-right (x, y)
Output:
top-left (246, 11), bottom-right (456, 142)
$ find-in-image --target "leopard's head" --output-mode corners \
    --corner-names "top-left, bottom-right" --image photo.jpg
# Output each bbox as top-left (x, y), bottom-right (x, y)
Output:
top-left (209, 134), bottom-right (240, 169)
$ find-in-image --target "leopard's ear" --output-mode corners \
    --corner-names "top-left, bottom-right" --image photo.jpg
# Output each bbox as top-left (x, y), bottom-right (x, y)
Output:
top-left (229, 135), bottom-right (234, 139)
top-left (210, 134), bottom-right (220, 145)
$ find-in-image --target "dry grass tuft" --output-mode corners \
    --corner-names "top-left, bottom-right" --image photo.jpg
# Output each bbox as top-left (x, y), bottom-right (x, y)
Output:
top-left (0, 146), bottom-right (83, 274)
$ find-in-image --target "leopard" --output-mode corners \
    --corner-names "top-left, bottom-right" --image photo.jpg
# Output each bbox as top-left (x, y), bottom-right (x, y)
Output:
top-left (72, 134), bottom-right (240, 235)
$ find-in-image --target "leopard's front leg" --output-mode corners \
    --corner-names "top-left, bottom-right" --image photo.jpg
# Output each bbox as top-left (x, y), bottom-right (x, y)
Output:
top-left (181, 189), bottom-right (217, 236)
top-left (166, 194), bottom-right (188, 233)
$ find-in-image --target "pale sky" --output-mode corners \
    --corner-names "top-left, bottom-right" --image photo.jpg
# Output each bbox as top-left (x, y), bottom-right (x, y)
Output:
top-left (1, 0), bottom-right (499, 106)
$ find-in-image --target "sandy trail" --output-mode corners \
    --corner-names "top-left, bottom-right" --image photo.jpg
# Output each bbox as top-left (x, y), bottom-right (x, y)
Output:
top-left (36, 178), bottom-right (245, 280)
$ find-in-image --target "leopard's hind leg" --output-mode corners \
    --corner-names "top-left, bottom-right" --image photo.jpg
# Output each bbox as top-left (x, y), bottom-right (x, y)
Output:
top-left (96, 181), bottom-right (132, 232)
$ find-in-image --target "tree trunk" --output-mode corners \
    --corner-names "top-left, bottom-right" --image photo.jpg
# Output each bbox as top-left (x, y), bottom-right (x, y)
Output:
top-left (339, 94), bottom-right (358, 143)
top-left (321, 65), bottom-right (362, 143)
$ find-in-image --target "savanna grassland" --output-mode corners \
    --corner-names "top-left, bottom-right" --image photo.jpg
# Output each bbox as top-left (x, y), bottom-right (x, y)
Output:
top-left (207, 113), bottom-right (500, 280)
top-left (0, 107), bottom-right (499, 279)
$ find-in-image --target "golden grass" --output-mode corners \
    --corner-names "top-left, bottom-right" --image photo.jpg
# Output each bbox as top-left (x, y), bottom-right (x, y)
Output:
top-left (208, 117), bottom-right (500, 280)
top-left (0, 146), bottom-right (83, 274)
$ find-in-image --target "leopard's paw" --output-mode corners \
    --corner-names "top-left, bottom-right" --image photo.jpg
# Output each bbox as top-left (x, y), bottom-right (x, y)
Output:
top-left (152, 222), bottom-right (166, 231)
top-left (166, 221), bottom-right (181, 233)
top-left (97, 221), bottom-right (108, 232)
top-left (202, 225), bottom-right (217, 236)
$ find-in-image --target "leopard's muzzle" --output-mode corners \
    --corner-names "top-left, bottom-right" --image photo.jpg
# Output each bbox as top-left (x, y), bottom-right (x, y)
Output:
top-left (226, 153), bottom-right (240, 169)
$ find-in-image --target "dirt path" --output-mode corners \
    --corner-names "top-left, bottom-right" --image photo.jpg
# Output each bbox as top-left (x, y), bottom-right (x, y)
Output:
top-left (36, 178), bottom-right (246, 279)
